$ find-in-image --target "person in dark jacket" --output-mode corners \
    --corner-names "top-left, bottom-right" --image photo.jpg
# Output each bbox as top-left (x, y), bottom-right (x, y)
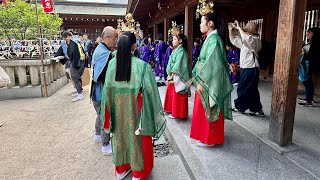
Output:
top-left (298, 27), bottom-right (320, 106)
top-left (82, 34), bottom-right (93, 68)
top-left (55, 31), bottom-right (78, 94)
top-left (61, 31), bottom-right (84, 102)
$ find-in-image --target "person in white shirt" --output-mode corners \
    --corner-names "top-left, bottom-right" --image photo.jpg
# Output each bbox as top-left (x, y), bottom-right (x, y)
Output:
top-left (229, 21), bottom-right (265, 117)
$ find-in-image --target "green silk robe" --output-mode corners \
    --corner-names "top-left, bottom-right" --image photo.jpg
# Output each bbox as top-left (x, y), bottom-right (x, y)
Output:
top-left (100, 56), bottom-right (166, 170)
top-left (192, 30), bottom-right (233, 122)
top-left (166, 45), bottom-right (190, 93)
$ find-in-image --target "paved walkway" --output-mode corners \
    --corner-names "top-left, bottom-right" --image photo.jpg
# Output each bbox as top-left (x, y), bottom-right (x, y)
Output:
top-left (158, 81), bottom-right (320, 180)
top-left (230, 82), bottom-right (320, 179)
top-left (0, 81), bottom-right (319, 180)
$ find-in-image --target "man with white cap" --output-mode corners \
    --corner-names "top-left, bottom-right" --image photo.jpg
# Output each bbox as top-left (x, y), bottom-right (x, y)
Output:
top-left (229, 21), bottom-right (265, 117)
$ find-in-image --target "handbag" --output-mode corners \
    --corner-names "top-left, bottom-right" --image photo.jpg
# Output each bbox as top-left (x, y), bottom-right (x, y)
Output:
top-left (299, 55), bottom-right (309, 82)
top-left (0, 66), bottom-right (11, 88)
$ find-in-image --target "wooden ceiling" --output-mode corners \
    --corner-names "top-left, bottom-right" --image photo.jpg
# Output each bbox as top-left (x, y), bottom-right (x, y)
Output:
top-left (128, 0), bottom-right (194, 25)
top-left (59, 14), bottom-right (120, 29)
top-left (127, 0), bottom-right (278, 27)
top-left (128, 0), bottom-right (320, 28)
top-left (54, 1), bottom-right (127, 30)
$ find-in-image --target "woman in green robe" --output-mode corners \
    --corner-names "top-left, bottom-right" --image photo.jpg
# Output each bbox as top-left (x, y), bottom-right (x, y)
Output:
top-left (100, 33), bottom-right (166, 180)
top-left (189, 11), bottom-right (233, 147)
top-left (163, 32), bottom-right (190, 119)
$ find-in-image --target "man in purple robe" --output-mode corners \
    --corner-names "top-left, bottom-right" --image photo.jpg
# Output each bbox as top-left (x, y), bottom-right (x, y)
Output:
top-left (226, 43), bottom-right (240, 85)
top-left (192, 38), bottom-right (202, 69)
top-left (154, 34), bottom-right (168, 80)
top-left (147, 35), bottom-right (155, 69)
top-left (139, 38), bottom-right (153, 63)
top-left (164, 41), bottom-right (173, 79)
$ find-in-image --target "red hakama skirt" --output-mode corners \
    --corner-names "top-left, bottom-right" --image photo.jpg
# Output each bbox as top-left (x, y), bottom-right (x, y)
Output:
top-left (115, 136), bottom-right (153, 180)
top-left (114, 93), bottom-right (154, 180)
top-left (190, 93), bottom-right (224, 145)
top-left (163, 83), bottom-right (188, 119)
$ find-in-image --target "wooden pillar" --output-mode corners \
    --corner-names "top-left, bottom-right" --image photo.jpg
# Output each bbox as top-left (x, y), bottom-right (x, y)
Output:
top-left (40, 63), bottom-right (50, 86)
top-left (49, 63), bottom-right (54, 83)
top-left (164, 18), bottom-right (170, 42)
top-left (184, 5), bottom-right (194, 72)
top-left (153, 24), bottom-right (158, 42)
top-left (268, 0), bottom-right (307, 146)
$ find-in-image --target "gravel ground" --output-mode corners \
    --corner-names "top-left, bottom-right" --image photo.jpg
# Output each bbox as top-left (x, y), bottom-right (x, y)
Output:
top-left (153, 134), bottom-right (174, 158)
top-left (0, 84), bottom-right (115, 180)
top-left (0, 83), bottom-right (180, 180)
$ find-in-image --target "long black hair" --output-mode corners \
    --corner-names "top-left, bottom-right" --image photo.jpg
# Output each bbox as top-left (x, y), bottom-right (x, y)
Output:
top-left (305, 27), bottom-right (320, 71)
top-left (116, 35), bottom-right (132, 82)
top-left (308, 27), bottom-right (320, 44)
top-left (122, 31), bottom-right (137, 46)
top-left (226, 41), bottom-right (234, 48)
top-left (122, 31), bottom-right (139, 58)
top-left (147, 34), bottom-right (153, 44)
top-left (143, 38), bottom-right (149, 46)
top-left (194, 38), bottom-right (201, 45)
top-left (177, 34), bottom-right (188, 52)
top-left (158, 34), bottom-right (164, 41)
top-left (204, 12), bottom-right (219, 30)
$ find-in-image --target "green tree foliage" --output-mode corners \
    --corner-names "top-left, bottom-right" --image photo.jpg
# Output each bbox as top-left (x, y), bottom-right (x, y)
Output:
top-left (0, 0), bottom-right (62, 40)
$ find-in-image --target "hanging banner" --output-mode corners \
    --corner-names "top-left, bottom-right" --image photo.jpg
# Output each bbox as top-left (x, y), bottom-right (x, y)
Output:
top-left (41, 0), bottom-right (54, 13)
top-left (2, 0), bottom-right (7, 6)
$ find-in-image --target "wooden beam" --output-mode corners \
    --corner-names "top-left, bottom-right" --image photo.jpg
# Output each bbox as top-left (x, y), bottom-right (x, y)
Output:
top-left (127, 0), bottom-right (134, 14)
top-left (153, 24), bottom-right (158, 42)
top-left (307, 0), bottom-right (320, 10)
top-left (164, 18), bottom-right (170, 42)
top-left (147, 10), bottom-right (183, 29)
top-left (144, 0), bottom-right (272, 27)
top-left (53, 1), bottom-right (127, 7)
top-left (59, 14), bottom-right (121, 20)
top-left (268, 0), bottom-right (307, 146)
top-left (146, 0), bottom-right (198, 28)
top-left (184, 5), bottom-right (194, 72)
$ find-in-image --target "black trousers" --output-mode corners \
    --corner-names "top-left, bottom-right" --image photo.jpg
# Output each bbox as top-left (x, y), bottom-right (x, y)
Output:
top-left (303, 73), bottom-right (314, 102)
top-left (70, 61), bottom-right (85, 94)
top-left (234, 67), bottom-right (263, 112)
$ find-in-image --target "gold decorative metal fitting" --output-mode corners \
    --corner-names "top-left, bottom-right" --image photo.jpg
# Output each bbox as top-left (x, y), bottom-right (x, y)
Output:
top-left (196, 0), bottom-right (214, 16)
top-left (116, 13), bottom-right (141, 34)
top-left (169, 21), bottom-right (183, 37)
